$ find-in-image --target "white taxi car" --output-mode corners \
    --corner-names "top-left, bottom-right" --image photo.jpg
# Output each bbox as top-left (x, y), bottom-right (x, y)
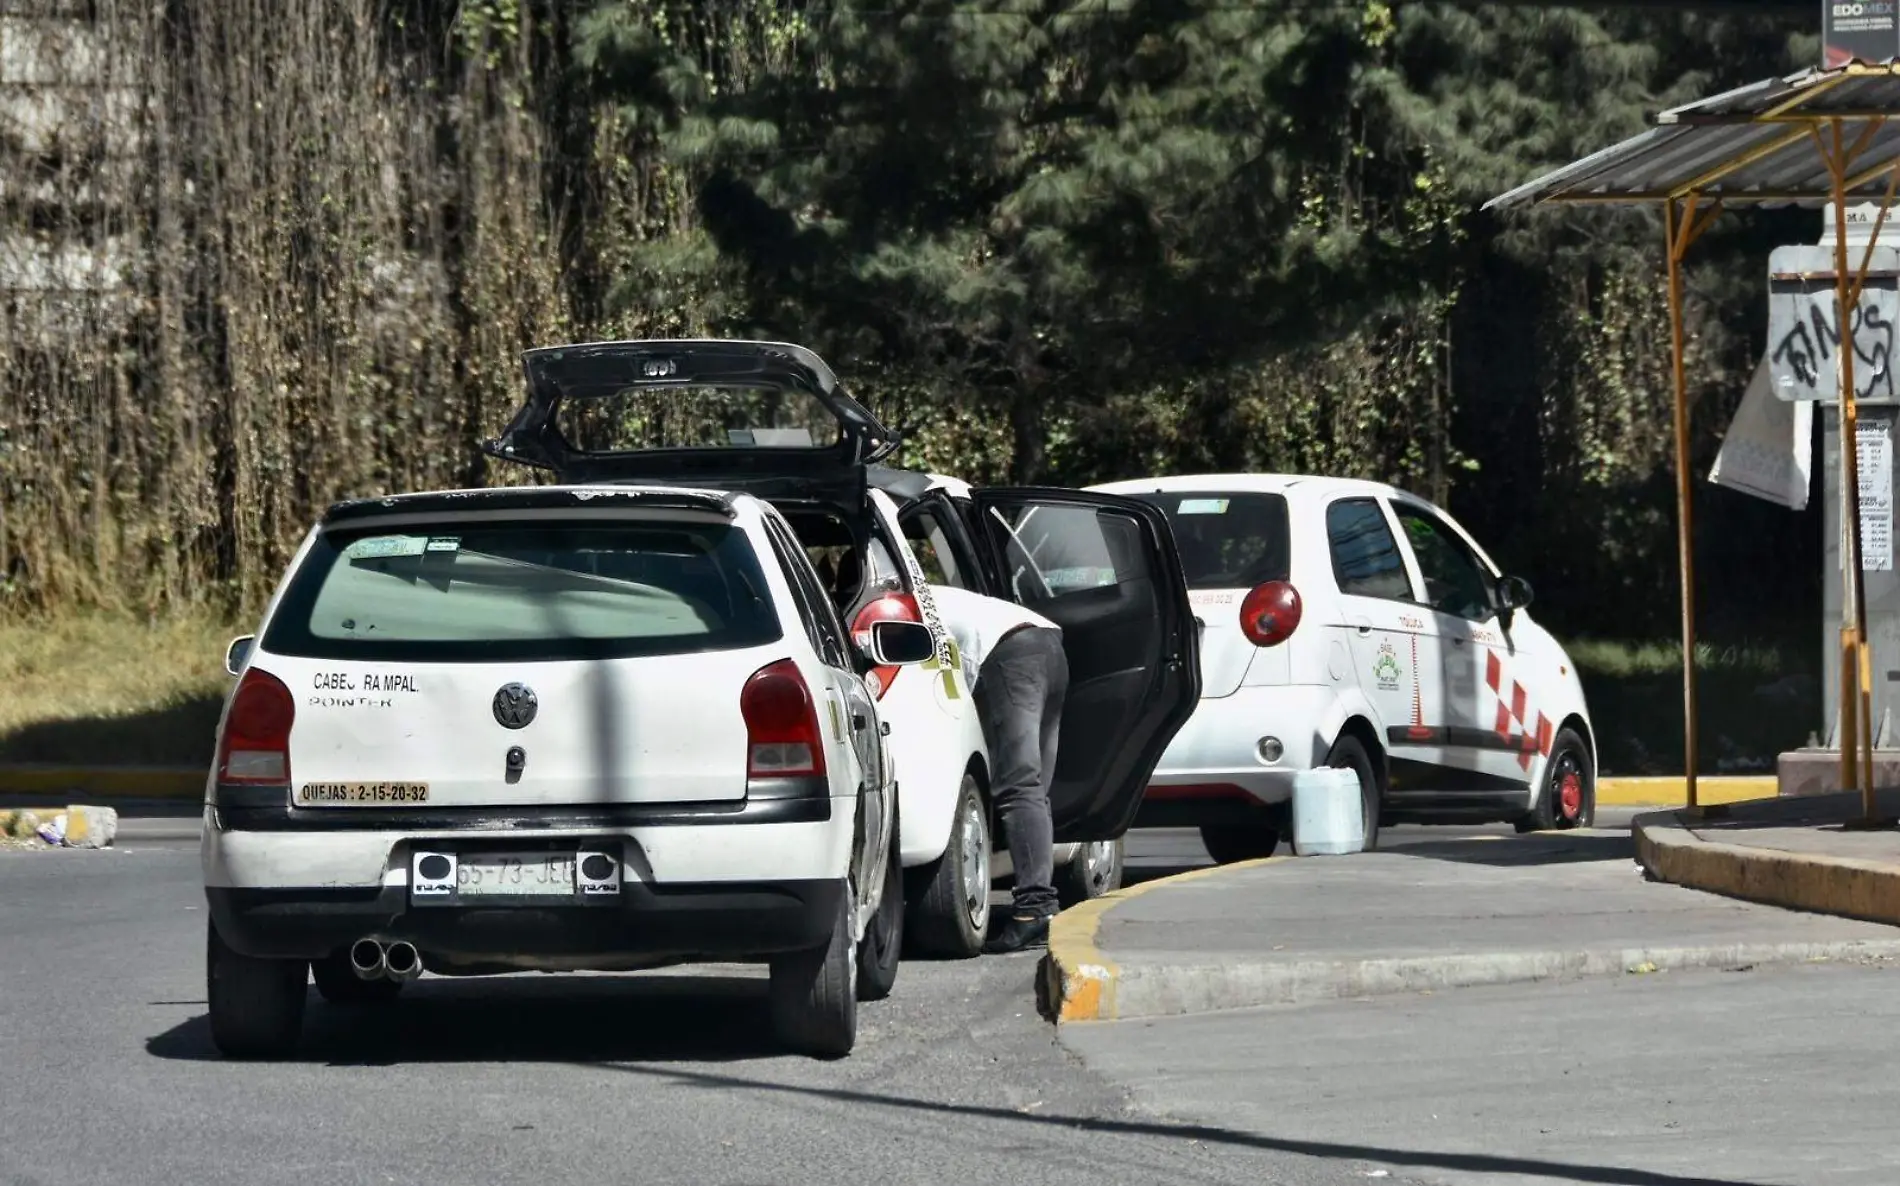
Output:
top-left (205, 482), bottom-right (935, 1060)
top-left (480, 340), bottom-right (1199, 953)
top-left (1088, 474), bottom-right (1597, 862)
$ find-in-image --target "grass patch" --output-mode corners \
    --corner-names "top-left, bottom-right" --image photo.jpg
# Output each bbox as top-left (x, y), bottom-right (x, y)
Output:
top-left (1564, 639), bottom-right (1788, 680)
top-left (1567, 637), bottom-right (1817, 776)
top-left (0, 610), bottom-right (238, 767)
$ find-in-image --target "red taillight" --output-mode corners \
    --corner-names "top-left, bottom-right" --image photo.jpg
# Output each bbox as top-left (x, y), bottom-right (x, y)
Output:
top-left (741, 659), bottom-right (828, 778)
top-left (1239, 581), bottom-right (1302, 647)
top-left (852, 593), bottom-right (922, 700)
top-left (217, 668), bottom-right (295, 784)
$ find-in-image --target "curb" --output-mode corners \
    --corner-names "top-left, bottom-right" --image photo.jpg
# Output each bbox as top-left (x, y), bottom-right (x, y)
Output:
top-left (1041, 857), bottom-right (1284, 1023)
top-left (1596, 775), bottom-right (1775, 807)
top-left (1633, 808), bottom-right (1900, 926)
top-left (0, 767), bottom-right (202, 800)
top-left (0, 804), bottom-right (121, 848)
top-left (1040, 854), bottom-right (1900, 1025)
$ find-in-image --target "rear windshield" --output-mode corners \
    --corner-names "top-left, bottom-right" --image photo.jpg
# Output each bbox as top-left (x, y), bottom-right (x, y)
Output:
top-left (558, 383), bottom-right (843, 453)
top-left (1131, 492), bottom-right (1291, 590)
top-left (262, 519), bottom-right (782, 663)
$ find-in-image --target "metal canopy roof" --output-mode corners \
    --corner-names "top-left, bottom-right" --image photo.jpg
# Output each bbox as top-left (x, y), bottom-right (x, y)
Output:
top-left (1484, 63), bottom-right (1900, 210)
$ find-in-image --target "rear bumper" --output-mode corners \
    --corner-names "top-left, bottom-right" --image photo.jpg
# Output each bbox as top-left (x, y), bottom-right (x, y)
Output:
top-left (202, 783), bottom-right (858, 964)
top-left (1139, 683), bottom-right (1337, 809)
top-left (206, 879), bottom-right (844, 964)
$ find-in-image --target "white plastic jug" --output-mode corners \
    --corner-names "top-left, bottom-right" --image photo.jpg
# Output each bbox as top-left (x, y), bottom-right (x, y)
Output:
top-left (1292, 766), bottom-right (1365, 856)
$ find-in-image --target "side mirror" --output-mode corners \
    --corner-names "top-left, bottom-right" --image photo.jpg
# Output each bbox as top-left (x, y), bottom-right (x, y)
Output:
top-left (861, 619), bottom-right (934, 666)
top-left (1497, 575), bottom-right (1533, 610)
top-left (1495, 576), bottom-right (1533, 630)
top-left (224, 635), bottom-right (256, 677)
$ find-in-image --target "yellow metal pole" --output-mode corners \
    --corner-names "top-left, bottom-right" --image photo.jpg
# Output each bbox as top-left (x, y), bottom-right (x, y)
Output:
top-left (1846, 157), bottom-right (1900, 306)
top-left (1665, 196), bottom-right (1701, 811)
top-left (1827, 118), bottom-right (1878, 816)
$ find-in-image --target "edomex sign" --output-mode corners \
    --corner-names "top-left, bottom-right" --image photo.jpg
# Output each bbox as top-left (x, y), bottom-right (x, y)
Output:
top-left (1827, 0), bottom-right (1900, 68)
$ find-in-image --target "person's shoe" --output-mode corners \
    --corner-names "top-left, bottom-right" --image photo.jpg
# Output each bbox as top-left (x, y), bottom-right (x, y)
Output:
top-left (983, 913), bottom-right (1054, 954)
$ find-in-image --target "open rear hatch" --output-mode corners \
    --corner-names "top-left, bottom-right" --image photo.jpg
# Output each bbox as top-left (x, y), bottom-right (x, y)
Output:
top-left (484, 339), bottom-right (898, 518)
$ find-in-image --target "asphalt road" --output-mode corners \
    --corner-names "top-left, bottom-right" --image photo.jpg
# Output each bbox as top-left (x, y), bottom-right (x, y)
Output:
top-left (3, 822), bottom-right (1506, 1186)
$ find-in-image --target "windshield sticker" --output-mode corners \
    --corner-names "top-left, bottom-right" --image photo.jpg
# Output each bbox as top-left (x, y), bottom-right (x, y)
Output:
top-left (1044, 566), bottom-right (1116, 591)
top-left (1188, 589), bottom-right (1239, 608)
top-left (1176, 498), bottom-right (1230, 515)
top-left (749, 427), bottom-right (815, 447)
top-left (1373, 642), bottom-right (1404, 692)
top-left (344, 535), bottom-right (427, 561)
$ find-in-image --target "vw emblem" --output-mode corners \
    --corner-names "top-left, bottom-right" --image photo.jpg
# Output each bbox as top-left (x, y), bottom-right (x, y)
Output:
top-left (492, 683), bottom-right (538, 730)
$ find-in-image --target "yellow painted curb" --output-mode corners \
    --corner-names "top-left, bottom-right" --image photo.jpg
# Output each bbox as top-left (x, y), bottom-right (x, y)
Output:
top-left (0, 767), bottom-right (203, 800)
top-left (1041, 855), bottom-right (1287, 1024)
top-left (1634, 811), bottom-right (1900, 926)
top-left (1597, 775), bottom-right (1776, 807)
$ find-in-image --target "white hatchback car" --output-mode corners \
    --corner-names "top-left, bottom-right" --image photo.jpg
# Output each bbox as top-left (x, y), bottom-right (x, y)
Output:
top-left (1088, 474), bottom-right (1597, 862)
top-left (481, 340), bottom-right (1199, 951)
top-left (205, 481), bottom-right (936, 1060)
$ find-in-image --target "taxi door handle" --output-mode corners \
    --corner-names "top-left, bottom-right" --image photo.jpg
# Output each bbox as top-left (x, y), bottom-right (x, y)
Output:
top-left (1349, 615), bottom-right (1373, 636)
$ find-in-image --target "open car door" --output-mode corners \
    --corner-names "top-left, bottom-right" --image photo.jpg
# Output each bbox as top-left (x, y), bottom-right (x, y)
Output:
top-left (483, 339), bottom-right (898, 514)
top-left (967, 488), bottom-right (1202, 842)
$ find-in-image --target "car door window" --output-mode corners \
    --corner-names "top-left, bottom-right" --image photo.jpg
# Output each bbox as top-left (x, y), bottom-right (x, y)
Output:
top-left (763, 519), bottom-right (852, 670)
top-left (899, 506), bottom-right (975, 590)
top-left (1326, 498), bottom-right (1415, 602)
top-left (984, 503), bottom-right (1129, 603)
top-left (1392, 504), bottom-right (1494, 622)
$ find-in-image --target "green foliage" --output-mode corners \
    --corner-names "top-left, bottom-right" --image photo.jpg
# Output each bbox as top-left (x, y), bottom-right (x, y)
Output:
top-left (0, 0), bottom-right (1824, 664)
top-left (575, 0), bottom-right (1473, 481)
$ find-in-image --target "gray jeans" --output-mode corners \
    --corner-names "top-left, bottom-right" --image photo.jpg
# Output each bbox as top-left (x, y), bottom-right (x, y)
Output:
top-left (972, 626), bottom-right (1069, 919)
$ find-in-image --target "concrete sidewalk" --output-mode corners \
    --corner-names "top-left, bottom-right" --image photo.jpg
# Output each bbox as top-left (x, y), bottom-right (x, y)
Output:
top-left (1042, 827), bottom-right (1900, 1023)
top-left (1634, 787), bottom-right (1900, 925)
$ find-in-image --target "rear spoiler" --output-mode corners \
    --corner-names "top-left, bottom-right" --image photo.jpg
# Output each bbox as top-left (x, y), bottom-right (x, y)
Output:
top-left (323, 487), bottom-right (738, 526)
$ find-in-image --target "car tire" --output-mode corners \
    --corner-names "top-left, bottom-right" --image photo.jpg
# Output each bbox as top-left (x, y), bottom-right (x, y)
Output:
top-left (855, 834), bottom-right (904, 1003)
top-left (1517, 727), bottom-right (1594, 833)
top-left (1326, 734), bottom-right (1382, 853)
top-left (769, 885), bottom-right (858, 1059)
top-left (309, 951), bottom-right (403, 1006)
top-left (1198, 824), bottom-right (1279, 865)
top-left (903, 772), bottom-right (990, 958)
top-left (207, 921), bottom-right (306, 1060)
top-left (1055, 837), bottom-right (1125, 907)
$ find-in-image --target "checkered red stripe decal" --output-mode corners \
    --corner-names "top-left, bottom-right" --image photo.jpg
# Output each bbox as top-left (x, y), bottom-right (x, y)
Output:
top-left (1486, 651), bottom-right (1553, 771)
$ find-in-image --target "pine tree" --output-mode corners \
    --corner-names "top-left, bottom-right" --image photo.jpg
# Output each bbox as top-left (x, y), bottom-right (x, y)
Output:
top-left (576, 0), bottom-right (1448, 479)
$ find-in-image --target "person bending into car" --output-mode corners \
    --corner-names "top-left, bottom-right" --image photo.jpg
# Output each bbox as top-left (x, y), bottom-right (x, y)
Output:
top-left (927, 584), bottom-right (1068, 954)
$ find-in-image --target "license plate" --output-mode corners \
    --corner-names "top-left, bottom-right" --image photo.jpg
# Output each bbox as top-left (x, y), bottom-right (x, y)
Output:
top-left (296, 782), bottom-right (429, 806)
top-left (455, 853), bottom-right (576, 898)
